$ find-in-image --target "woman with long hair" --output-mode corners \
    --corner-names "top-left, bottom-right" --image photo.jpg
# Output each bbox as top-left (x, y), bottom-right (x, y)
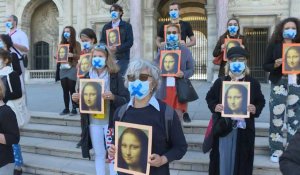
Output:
top-left (58, 26), bottom-right (81, 116)
top-left (263, 17), bottom-right (300, 163)
top-left (213, 17), bottom-right (247, 77)
top-left (80, 82), bottom-right (102, 112)
top-left (72, 44), bottom-right (129, 175)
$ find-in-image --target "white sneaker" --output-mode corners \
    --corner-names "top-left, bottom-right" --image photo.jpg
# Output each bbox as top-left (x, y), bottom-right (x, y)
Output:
top-left (270, 150), bottom-right (283, 163)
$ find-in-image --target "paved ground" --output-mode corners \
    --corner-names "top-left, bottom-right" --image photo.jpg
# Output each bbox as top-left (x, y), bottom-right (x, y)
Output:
top-left (26, 80), bottom-right (271, 122)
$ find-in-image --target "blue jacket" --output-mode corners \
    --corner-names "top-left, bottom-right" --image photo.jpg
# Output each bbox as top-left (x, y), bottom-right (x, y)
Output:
top-left (100, 20), bottom-right (133, 60)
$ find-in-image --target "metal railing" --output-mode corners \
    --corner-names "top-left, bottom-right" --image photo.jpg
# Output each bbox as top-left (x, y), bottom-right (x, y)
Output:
top-left (244, 28), bottom-right (269, 82)
top-left (28, 70), bottom-right (56, 79)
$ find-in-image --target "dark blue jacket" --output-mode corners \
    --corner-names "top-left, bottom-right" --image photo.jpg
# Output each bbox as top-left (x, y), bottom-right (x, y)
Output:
top-left (100, 20), bottom-right (133, 60)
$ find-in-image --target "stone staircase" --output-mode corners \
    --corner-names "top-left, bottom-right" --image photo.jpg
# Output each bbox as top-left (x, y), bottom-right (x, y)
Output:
top-left (19, 111), bottom-right (281, 175)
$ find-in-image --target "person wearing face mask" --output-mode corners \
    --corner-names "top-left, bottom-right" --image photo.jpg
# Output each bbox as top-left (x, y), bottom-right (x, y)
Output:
top-left (0, 49), bottom-right (23, 175)
top-left (155, 23), bottom-right (195, 123)
top-left (79, 28), bottom-right (97, 55)
top-left (56, 26), bottom-right (81, 116)
top-left (206, 46), bottom-right (265, 175)
top-left (72, 44), bottom-right (129, 175)
top-left (213, 17), bottom-right (247, 77)
top-left (100, 3), bottom-right (133, 76)
top-left (263, 17), bottom-right (300, 163)
top-left (108, 59), bottom-right (187, 175)
top-left (156, 2), bottom-right (196, 48)
top-left (5, 15), bottom-right (28, 82)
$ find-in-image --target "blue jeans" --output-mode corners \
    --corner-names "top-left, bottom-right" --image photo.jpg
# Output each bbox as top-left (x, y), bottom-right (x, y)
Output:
top-left (13, 144), bottom-right (23, 167)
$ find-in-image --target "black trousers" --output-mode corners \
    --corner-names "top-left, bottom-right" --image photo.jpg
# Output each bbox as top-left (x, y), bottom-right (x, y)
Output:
top-left (60, 78), bottom-right (76, 109)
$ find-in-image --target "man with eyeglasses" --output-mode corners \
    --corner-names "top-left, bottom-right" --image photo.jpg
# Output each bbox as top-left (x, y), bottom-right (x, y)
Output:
top-left (156, 2), bottom-right (196, 48)
top-left (100, 3), bottom-right (133, 76)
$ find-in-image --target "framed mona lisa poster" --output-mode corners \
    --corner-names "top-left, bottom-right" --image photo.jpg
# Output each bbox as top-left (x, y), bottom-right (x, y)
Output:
top-left (221, 81), bottom-right (250, 118)
top-left (115, 121), bottom-right (152, 175)
top-left (282, 43), bottom-right (300, 74)
top-left (79, 79), bottom-right (105, 114)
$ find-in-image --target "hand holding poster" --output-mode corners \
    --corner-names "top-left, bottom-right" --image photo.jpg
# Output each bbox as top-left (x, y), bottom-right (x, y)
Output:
top-left (106, 27), bottom-right (121, 47)
top-left (79, 79), bottom-right (105, 114)
top-left (222, 81), bottom-right (250, 118)
top-left (56, 44), bottom-right (69, 63)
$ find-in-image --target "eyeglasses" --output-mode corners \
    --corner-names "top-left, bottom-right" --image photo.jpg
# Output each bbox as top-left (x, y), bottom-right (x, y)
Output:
top-left (127, 74), bottom-right (152, 82)
top-left (167, 31), bottom-right (177, 35)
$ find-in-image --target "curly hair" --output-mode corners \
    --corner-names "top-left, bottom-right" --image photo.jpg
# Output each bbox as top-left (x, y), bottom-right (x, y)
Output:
top-left (269, 17), bottom-right (300, 44)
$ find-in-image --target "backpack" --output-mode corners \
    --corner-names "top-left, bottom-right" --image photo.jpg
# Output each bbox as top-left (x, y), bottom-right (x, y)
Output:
top-left (117, 102), bottom-right (174, 142)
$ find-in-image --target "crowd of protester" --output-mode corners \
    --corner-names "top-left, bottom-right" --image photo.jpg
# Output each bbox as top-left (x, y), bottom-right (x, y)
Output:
top-left (1, 1), bottom-right (300, 175)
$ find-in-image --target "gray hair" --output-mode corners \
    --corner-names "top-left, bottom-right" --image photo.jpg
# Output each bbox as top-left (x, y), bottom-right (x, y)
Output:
top-left (124, 59), bottom-right (161, 92)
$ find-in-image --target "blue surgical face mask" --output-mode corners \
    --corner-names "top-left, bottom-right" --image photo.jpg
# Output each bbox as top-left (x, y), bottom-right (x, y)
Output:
top-left (110, 11), bottom-right (119, 20)
top-left (83, 42), bottom-right (91, 50)
top-left (229, 61), bottom-right (246, 75)
top-left (167, 34), bottom-right (179, 42)
top-left (92, 56), bottom-right (106, 69)
top-left (169, 10), bottom-right (179, 20)
top-left (283, 29), bottom-right (297, 39)
top-left (128, 80), bottom-right (150, 100)
top-left (5, 22), bottom-right (13, 29)
top-left (228, 25), bottom-right (239, 35)
top-left (0, 41), bottom-right (4, 48)
top-left (64, 32), bottom-right (70, 39)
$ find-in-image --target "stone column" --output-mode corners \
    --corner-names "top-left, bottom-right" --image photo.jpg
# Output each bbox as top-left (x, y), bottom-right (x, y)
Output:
top-left (130, 0), bottom-right (143, 59)
top-left (76, 0), bottom-right (87, 31)
top-left (215, 0), bottom-right (228, 37)
top-left (63, 0), bottom-right (73, 26)
top-left (143, 8), bottom-right (157, 61)
top-left (206, 0), bottom-right (228, 82)
top-left (289, 0), bottom-right (300, 17)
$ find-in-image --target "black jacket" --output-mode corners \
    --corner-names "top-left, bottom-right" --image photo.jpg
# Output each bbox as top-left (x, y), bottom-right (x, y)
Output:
top-left (263, 42), bottom-right (300, 84)
top-left (80, 72), bottom-right (129, 159)
top-left (205, 75), bottom-right (265, 175)
top-left (0, 105), bottom-right (20, 168)
top-left (280, 130), bottom-right (300, 175)
top-left (100, 20), bottom-right (133, 60)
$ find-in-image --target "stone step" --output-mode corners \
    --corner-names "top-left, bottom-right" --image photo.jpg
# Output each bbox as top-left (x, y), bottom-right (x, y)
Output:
top-left (22, 149), bottom-right (278, 175)
top-left (171, 151), bottom-right (280, 175)
top-left (22, 152), bottom-right (208, 175)
top-left (21, 123), bottom-right (81, 142)
top-left (30, 111), bottom-right (270, 136)
top-left (20, 123), bottom-right (270, 155)
top-left (183, 120), bottom-right (270, 136)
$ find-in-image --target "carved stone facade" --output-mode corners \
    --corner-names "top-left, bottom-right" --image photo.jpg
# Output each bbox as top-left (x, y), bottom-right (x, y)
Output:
top-left (0, 0), bottom-right (299, 82)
